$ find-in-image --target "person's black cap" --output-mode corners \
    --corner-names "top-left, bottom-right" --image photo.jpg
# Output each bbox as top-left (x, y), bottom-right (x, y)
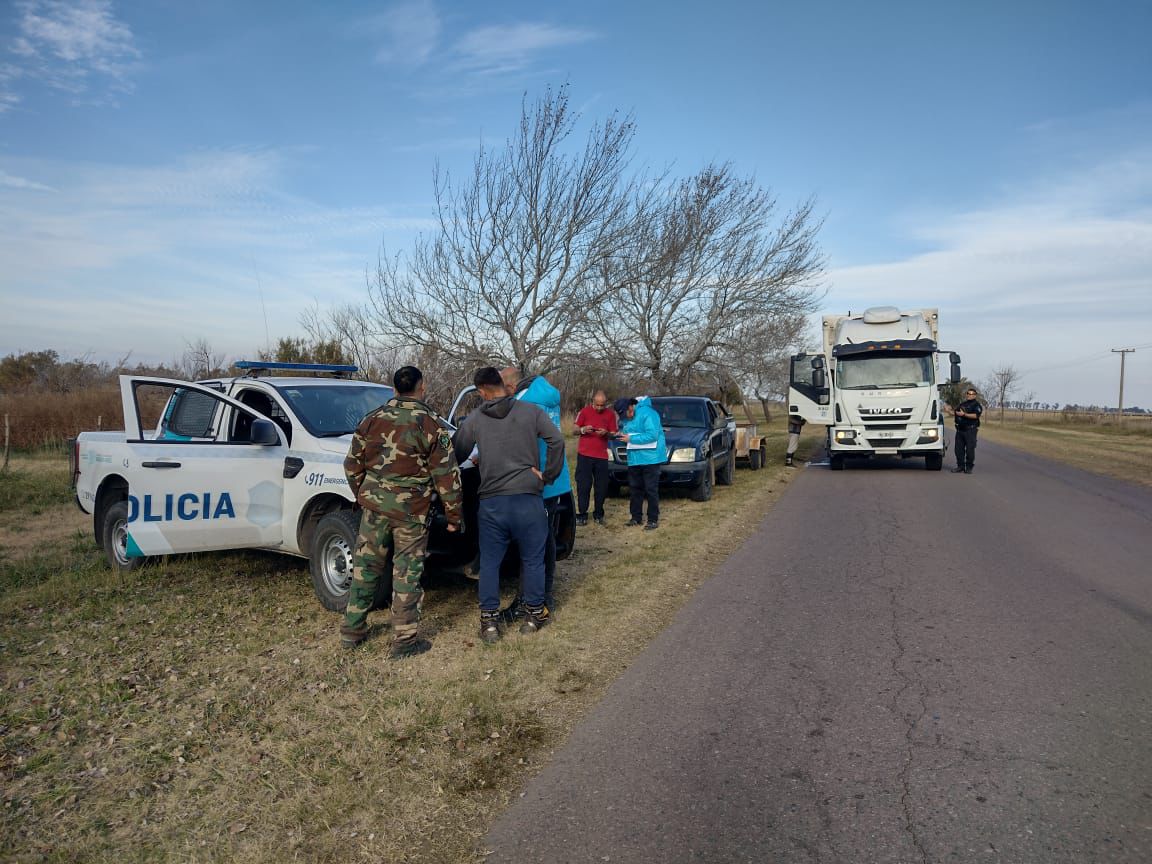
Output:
top-left (613, 397), bottom-right (636, 416)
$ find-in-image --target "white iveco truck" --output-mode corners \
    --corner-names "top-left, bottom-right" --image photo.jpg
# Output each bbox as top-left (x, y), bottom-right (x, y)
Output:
top-left (788, 306), bottom-right (961, 471)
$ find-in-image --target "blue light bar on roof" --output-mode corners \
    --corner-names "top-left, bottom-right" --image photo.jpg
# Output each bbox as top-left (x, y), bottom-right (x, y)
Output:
top-left (234, 361), bottom-right (359, 373)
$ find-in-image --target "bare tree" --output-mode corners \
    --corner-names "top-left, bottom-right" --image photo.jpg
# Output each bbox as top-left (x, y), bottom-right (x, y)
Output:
top-left (369, 85), bottom-right (635, 373)
top-left (178, 339), bottom-right (226, 380)
top-left (590, 164), bottom-right (824, 392)
top-left (300, 302), bottom-right (398, 381)
top-left (988, 364), bottom-right (1020, 422)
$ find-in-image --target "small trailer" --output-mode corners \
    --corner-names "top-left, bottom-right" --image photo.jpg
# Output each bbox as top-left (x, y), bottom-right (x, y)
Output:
top-left (732, 421), bottom-right (768, 470)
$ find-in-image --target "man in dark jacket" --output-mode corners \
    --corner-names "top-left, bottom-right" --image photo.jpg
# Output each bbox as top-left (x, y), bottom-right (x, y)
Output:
top-left (950, 388), bottom-right (983, 474)
top-left (454, 367), bottom-right (565, 643)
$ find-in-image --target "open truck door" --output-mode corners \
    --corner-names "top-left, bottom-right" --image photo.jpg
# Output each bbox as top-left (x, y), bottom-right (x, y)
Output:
top-left (788, 353), bottom-right (833, 426)
top-left (119, 376), bottom-right (287, 558)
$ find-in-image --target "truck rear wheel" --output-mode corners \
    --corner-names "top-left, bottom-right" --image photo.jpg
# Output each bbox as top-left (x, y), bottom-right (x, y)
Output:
top-left (925, 453), bottom-right (943, 471)
top-left (690, 460), bottom-right (714, 501)
top-left (309, 510), bottom-right (391, 613)
top-left (101, 500), bottom-right (145, 572)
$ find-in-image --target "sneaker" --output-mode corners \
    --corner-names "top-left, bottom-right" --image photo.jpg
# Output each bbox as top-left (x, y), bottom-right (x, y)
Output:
top-left (499, 595), bottom-right (527, 625)
top-left (390, 638), bottom-right (431, 659)
top-left (964, 467), bottom-right (973, 474)
top-left (950, 467), bottom-right (965, 473)
top-left (593, 516), bottom-right (605, 526)
top-left (575, 515), bottom-right (588, 527)
top-left (785, 457), bottom-right (794, 467)
top-left (479, 611), bottom-right (503, 644)
top-left (644, 521), bottom-right (658, 531)
top-left (626, 519), bottom-right (643, 527)
top-left (519, 604), bottom-right (551, 635)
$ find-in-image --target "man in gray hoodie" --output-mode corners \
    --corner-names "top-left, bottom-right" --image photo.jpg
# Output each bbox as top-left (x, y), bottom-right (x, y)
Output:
top-left (454, 366), bottom-right (565, 643)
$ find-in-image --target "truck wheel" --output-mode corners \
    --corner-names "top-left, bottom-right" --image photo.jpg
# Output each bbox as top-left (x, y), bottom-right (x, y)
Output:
top-left (748, 448), bottom-right (762, 471)
top-left (310, 510), bottom-right (385, 613)
top-left (607, 480), bottom-right (622, 498)
top-left (101, 500), bottom-right (145, 572)
top-left (690, 460), bottom-right (714, 502)
top-left (716, 452), bottom-right (734, 486)
top-left (925, 453), bottom-right (943, 471)
top-left (829, 455), bottom-right (844, 471)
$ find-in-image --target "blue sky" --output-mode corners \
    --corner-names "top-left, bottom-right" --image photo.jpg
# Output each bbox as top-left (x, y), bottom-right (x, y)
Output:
top-left (1, 0), bottom-right (1150, 407)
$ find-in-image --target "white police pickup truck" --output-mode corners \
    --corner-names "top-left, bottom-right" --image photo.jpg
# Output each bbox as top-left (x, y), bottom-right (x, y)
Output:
top-left (71, 362), bottom-right (574, 611)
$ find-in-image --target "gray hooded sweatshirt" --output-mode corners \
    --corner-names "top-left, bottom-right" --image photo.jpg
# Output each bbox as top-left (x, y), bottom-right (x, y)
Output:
top-left (453, 396), bottom-right (565, 499)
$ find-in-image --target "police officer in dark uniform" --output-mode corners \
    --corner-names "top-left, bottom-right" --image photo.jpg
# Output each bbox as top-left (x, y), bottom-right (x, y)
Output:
top-left (950, 387), bottom-right (983, 474)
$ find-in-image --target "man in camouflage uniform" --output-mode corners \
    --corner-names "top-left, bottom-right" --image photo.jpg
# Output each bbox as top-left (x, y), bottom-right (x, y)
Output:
top-left (341, 366), bottom-right (463, 658)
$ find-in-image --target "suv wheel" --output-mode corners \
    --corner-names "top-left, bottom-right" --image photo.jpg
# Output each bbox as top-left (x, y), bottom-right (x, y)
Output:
top-left (690, 460), bottom-right (714, 502)
top-left (101, 500), bottom-right (145, 572)
top-left (716, 452), bottom-right (734, 486)
top-left (309, 510), bottom-right (392, 612)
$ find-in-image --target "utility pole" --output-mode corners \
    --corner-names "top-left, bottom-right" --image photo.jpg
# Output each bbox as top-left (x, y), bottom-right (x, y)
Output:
top-left (1111, 348), bottom-right (1135, 426)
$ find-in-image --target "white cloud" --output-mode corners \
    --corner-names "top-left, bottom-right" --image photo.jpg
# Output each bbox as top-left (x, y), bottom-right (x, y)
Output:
top-left (3, 0), bottom-right (140, 106)
top-left (0, 150), bottom-right (436, 365)
top-left (453, 22), bottom-right (596, 74)
top-left (371, 0), bottom-right (441, 66)
top-left (0, 169), bottom-right (55, 191)
top-left (827, 152), bottom-right (1152, 407)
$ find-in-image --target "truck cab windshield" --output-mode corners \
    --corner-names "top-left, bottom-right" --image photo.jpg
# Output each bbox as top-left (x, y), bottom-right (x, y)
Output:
top-left (274, 384), bottom-right (395, 437)
top-left (836, 353), bottom-right (933, 390)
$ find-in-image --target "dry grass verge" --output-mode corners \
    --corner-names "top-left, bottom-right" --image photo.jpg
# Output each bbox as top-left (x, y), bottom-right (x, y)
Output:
top-left (0, 428), bottom-right (814, 863)
top-left (979, 420), bottom-right (1152, 487)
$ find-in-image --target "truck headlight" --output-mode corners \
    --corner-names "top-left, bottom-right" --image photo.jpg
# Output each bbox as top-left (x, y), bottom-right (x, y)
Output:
top-left (669, 447), bottom-right (697, 462)
top-left (916, 427), bottom-right (940, 444)
top-left (834, 430), bottom-right (857, 442)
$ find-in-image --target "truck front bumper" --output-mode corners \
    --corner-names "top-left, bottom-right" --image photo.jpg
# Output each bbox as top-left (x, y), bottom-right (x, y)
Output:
top-left (829, 426), bottom-right (944, 458)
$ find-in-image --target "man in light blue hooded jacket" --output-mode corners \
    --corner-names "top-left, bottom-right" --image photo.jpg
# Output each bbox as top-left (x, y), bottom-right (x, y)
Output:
top-left (615, 395), bottom-right (666, 529)
top-left (502, 367), bottom-right (573, 615)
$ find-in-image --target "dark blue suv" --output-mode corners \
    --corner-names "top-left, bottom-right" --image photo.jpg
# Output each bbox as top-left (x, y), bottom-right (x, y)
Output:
top-left (606, 397), bottom-right (735, 502)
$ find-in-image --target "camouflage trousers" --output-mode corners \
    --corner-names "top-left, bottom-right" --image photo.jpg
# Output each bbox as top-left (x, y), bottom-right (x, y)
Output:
top-left (342, 511), bottom-right (428, 646)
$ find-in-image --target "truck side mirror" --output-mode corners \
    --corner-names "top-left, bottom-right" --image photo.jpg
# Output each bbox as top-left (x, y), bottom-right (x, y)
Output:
top-left (949, 352), bottom-right (961, 385)
top-left (250, 418), bottom-right (280, 446)
top-left (811, 356), bottom-right (825, 370)
top-left (813, 367), bottom-right (826, 390)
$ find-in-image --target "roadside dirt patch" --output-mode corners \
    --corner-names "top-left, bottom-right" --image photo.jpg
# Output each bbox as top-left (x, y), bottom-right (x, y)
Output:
top-left (0, 503), bottom-right (88, 557)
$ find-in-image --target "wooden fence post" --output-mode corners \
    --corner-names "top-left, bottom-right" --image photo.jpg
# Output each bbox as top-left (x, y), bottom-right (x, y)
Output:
top-left (2, 413), bottom-right (9, 472)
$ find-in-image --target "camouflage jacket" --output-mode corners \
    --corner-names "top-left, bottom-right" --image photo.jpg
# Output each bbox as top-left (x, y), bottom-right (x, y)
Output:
top-left (344, 397), bottom-right (463, 524)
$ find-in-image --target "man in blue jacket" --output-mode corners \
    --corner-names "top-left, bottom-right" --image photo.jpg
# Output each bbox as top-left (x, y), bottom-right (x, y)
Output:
top-left (502, 367), bottom-right (573, 617)
top-left (615, 395), bottom-right (667, 530)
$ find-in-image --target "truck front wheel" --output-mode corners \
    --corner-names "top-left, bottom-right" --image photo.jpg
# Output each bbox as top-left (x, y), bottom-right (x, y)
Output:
top-left (829, 454), bottom-right (844, 471)
top-left (925, 453), bottom-right (943, 471)
top-left (101, 500), bottom-right (145, 572)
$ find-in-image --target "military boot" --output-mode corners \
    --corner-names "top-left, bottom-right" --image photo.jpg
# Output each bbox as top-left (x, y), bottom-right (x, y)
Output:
top-left (390, 638), bottom-right (432, 659)
top-left (340, 624), bottom-right (369, 650)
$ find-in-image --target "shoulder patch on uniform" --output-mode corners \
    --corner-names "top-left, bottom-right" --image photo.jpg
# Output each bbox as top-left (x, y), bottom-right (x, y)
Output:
top-left (437, 430), bottom-right (452, 452)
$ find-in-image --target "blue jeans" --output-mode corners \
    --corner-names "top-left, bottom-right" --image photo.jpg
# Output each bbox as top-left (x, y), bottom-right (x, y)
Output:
top-left (478, 494), bottom-right (548, 611)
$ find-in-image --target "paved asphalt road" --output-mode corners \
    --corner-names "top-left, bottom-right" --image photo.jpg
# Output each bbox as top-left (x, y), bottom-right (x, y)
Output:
top-left (485, 436), bottom-right (1152, 863)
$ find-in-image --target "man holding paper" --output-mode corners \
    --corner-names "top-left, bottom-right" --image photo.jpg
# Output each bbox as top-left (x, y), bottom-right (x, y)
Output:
top-left (614, 396), bottom-right (667, 531)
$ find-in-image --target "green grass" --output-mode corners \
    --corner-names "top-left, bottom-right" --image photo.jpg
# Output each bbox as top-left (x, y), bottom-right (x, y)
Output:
top-left (0, 464), bottom-right (74, 519)
top-left (0, 427), bottom-right (808, 863)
